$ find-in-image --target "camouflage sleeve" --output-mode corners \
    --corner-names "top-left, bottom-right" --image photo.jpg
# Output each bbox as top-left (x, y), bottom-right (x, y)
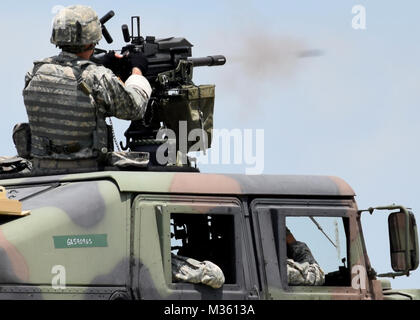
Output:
top-left (287, 259), bottom-right (325, 286)
top-left (83, 65), bottom-right (151, 120)
top-left (287, 241), bottom-right (318, 265)
top-left (171, 253), bottom-right (225, 289)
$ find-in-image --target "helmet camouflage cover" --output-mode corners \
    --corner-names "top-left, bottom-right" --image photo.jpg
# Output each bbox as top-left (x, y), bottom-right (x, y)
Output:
top-left (51, 5), bottom-right (102, 47)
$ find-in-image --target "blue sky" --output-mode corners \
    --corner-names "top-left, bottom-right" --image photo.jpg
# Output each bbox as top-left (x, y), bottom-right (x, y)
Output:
top-left (1, 1), bottom-right (419, 289)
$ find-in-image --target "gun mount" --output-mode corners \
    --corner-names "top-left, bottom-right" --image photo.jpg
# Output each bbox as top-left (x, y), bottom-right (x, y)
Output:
top-left (92, 12), bottom-right (226, 167)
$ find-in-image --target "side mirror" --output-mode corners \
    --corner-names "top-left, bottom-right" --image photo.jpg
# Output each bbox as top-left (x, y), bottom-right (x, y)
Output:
top-left (388, 210), bottom-right (419, 273)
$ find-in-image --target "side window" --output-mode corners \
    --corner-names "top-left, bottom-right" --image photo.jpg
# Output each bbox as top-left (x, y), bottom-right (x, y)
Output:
top-left (282, 216), bottom-right (350, 287)
top-left (170, 213), bottom-right (237, 284)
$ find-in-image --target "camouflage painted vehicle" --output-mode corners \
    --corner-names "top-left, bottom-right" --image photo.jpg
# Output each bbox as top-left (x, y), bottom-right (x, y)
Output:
top-left (0, 170), bottom-right (418, 300)
top-left (0, 9), bottom-right (418, 301)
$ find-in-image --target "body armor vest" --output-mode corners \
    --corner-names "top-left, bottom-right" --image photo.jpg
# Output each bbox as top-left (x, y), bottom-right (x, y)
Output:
top-left (23, 57), bottom-right (109, 160)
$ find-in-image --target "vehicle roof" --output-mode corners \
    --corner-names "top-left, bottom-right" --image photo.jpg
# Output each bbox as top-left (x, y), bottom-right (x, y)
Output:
top-left (0, 171), bottom-right (355, 197)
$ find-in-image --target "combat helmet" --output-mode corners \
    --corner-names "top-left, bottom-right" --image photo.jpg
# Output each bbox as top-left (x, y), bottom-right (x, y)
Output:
top-left (51, 5), bottom-right (102, 50)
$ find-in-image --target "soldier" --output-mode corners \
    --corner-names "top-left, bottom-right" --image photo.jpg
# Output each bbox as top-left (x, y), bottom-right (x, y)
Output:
top-left (22, 5), bottom-right (151, 172)
top-left (286, 227), bottom-right (325, 286)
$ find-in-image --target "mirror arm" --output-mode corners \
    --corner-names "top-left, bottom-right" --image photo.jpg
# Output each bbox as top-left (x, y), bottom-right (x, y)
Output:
top-left (377, 271), bottom-right (409, 278)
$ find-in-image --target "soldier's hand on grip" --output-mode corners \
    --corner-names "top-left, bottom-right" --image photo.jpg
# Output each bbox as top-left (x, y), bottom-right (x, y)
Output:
top-left (102, 51), bottom-right (121, 72)
top-left (129, 52), bottom-right (148, 75)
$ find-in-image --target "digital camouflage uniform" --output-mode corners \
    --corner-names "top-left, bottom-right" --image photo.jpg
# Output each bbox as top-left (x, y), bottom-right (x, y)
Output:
top-left (22, 5), bottom-right (152, 167)
top-left (286, 228), bottom-right (325, 286)
top-left (171, 253), bottom-right (225, 289)
top-left (23, 52), bottom-right (151, 161)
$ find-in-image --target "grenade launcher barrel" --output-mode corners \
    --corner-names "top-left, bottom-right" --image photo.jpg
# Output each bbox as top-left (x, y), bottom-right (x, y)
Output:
top-left (187, 55), bottom-right (226, 67)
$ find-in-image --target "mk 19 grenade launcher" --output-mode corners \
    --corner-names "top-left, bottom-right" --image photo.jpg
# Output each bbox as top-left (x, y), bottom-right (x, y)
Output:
top-left (91, 11), bottom-right (226, 165)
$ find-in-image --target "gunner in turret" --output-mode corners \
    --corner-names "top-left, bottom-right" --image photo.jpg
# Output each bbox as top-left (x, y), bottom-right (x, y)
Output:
top-left (20, 5), bottom-right (151, 172)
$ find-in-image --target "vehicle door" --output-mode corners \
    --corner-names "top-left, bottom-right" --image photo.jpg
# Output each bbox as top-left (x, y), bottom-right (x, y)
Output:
top-left (250, 198), bottom-right (371, 300)
top-left (132, 194), bottom-right (259, 300)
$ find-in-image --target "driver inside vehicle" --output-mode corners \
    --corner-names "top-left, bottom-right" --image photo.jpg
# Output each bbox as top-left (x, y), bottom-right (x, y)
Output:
top-left (286, 227), bottom-right (325, 286)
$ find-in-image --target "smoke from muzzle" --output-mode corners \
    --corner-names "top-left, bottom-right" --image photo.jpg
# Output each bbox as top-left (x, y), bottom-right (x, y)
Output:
top-left (203, 32), bottom-right (322, 121)
top-left (228, 35), bottom-right (310, 78)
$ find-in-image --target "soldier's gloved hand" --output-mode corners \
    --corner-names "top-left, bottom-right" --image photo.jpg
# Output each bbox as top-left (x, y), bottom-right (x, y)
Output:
top-left (102, 51), bottom-right (118, 69)
top-left (129, 52), bottom-right (148, 75)
top-left (102, 51), bottom-right (124, 76)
